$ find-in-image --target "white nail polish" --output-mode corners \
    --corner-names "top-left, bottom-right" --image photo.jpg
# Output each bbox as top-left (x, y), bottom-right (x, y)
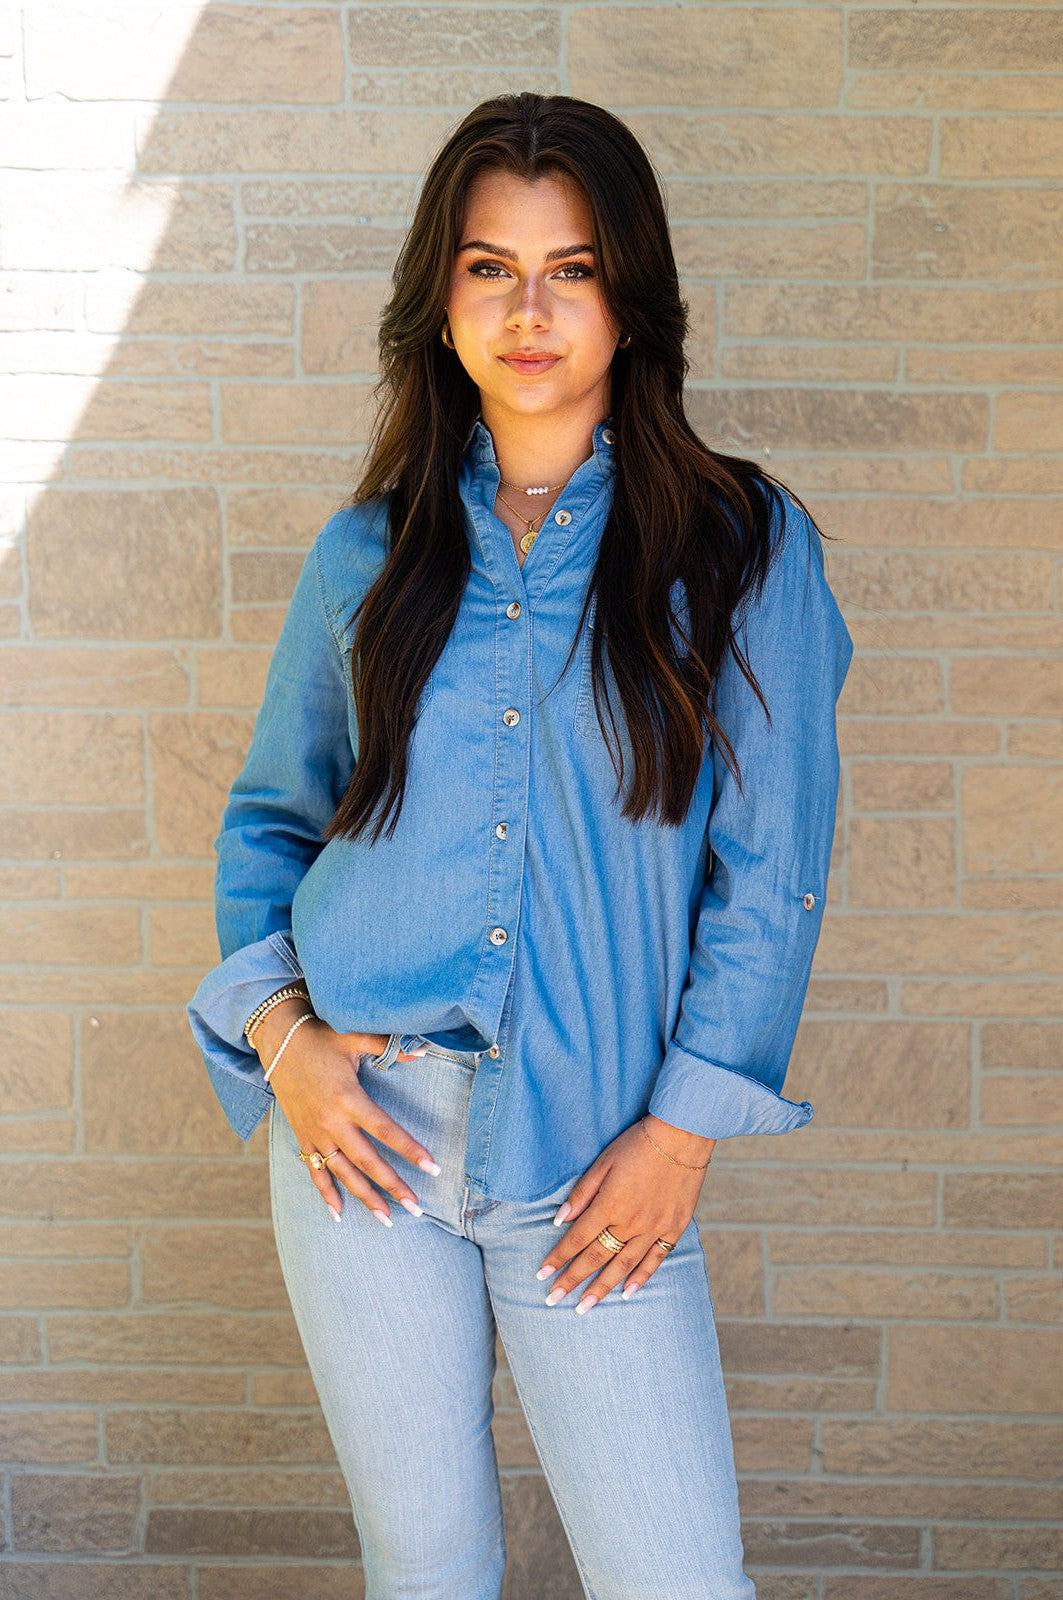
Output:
top-left (576, 1296), bottom-right (597, 1315)
top-left (328, 1206), bottom-right (342, 1224)
top-left (535, 1265), bottom-right (553, 1281)
top-left (622, 1282), bottom-right (640, 1298)
top-left (400, 1197), bottom-right (423, 1217)
top-left (372, 1209), bottom-right (393, 1227)
top-left (417, 1157), bottom-right (442, 1175)
top-left (545, 1286), bottom-right (566, 1307)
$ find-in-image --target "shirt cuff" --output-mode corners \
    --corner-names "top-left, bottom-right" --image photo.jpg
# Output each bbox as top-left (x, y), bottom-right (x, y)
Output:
top-left (647, 1042), bottom-right (814, 1140)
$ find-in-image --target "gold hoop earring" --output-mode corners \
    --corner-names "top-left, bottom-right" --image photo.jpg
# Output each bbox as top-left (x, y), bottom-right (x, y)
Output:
top-left (441, 320), bottom-right (455, 349)
top-left (617, 332), bottom-right (632, 350)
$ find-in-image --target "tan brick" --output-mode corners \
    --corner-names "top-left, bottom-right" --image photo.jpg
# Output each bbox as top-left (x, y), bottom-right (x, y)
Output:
top-left (198, 1571), bottom-right (355, 1600)
top-left (791, 1020), bottom-right (970, 1129)
top-left (674, 220), bottom-right (865, 280)
top-left (0, 711), bottom-right (143, 805)
top-left (220, 381), bottom-right (375, 445)
top-left (251, 1373), bottom-right (320, 1407)
top-left (1010, 722), bottom-right (1063, 759)
top-left (63, 864), bottom-right (214, 902)
top-left (728, 1376), bottom-right (877, 1417)
top-left (935, 1526), bottom-right (1062, 1572)
top-left (840, 718), bottom-right (999, 756)
top-left (11, 1471), bottom-right (139, 1552)
top-left (982, 1072), bottom-right (1063, 1127)
top-left (107, 1407), bottom-right (334, 1466)
top-left (0, 645), bottom-right (190, 707)
top-left (760, 1479), bottom-right (1059, 1523)
top-left (230, 550), bottom-right (303, 605)
top-left (833, 551), bottom-right (1050, 612)
top-left (106, 337), bottom-right (292, 380)
top-left (774, 1266), bottom-right (997, 1320)
top-left (850, 9), bottom-right (1063, 72)
top-left (944, 1172), bottom-right (1062, 1230)
top-left (722, 342), bottom-right (896, 384)
top-left (148, 902), bottom-right (220, 969)
top-left (6, 370), bottom-right (214, 436)
top-left (0, 1410), bottom-right (98, 1463)
top-left (0, 1222), bottom-right (128, 1258)
top-left (69, 445), bottom-right (353, 488)
top-left (822, 1417), bottom-right (1062, 1479)
top-left (725, 283), bottom-right (1063, 346)
top-left (0, 1008), bottom-right (71, 1114)
top-left (628, 112), bottom-right (930, 178)
top-left (0, 1565), bottom-right (189, 1600)
top-left (1005, 1277), bottom-right (1063, 1324)
top-left (875, 184), bottom-right (1062, 280)
top-left (4, 969), bottom-right (206, 1007)
top-left (2, 1371), bottom-right (242, 1405)
top-left (731, 1415), bottom-right (817, 1473)
top-left (903, 981), bottom-right (1063, 1018)
top-left (148, 711), bottom-right (253, 858)
top-left (348, 5), bottom-right (557, 65)
top-left (302, 280), bottom-right (387, 376)
top-left (805, 977), bottom-right (890, 1013)
top-left (848, 817), bottom-right (956, 908)
top-left (28, 488), bottom-right (221, 641)
top-left (849, 618), bottom-right (1063, 654)
top-left (968, 459), bottom-right (1063, 496)
top-left (700, 1164), bottom-right (935, 1226)
top-left (0, 1260), bottom-right (128, 1310)
top-left (824, 1580), bottom-right (1008, 1600)
top-left (346, 65), bottom-right (562, 107)
top-left (0, 1315), bottom-right (42, 1363)
top-left (965, 878), bottom-right (1063, 913)
top-left (942, 117), bottom-right (1063, 181)
top-left (952, 657), bottom-right (1063, 717)
top-left (7, 171), bottom-right (234, 274)
top-left (0, 1117), bottom-right (74, 1153)
top-left (82, 1010), bottom-right (237, 1155)
top-left (246, 220), bottom-right (406, 275)
top-left (888, 1325), bottom-right (1062, 1413)
top-left (0, 904), bottom-right (141, 967)
top-left (228, 487), bottom-right (346, 548)
top-left (853, 760), bottom-right (953, 811)
top-left (837, 656), bottom-right (945, 717)
top-left (140, 1225), bottom-right (287, 1308)
top-left (907, 346), bottom-right (1063, 386)
top-left (195, 647), bottom-right (271, 710)
top-left (242, 176), bottom-right (416, 219)
top-left (0, 1158), bottom-right (269, 1221)
top-left (86, 279), bottom-right (292, 338)
top-left (0, 806), bottom-right (149, 860)
top-left (27, 5), bottom-right (342, 103)
top-left (148, 1466), bottom-right (346, 1509)
top-left (982, 1022), bottom-right (1063, 1071)
top-left (47, 1311), bottom-right (302, 1368)
top-left (768, 1230), bottom-right (1045, 1270)
top-left (816, 913), bottom-right (1063, 976)
top-left (996, 391), bottom-right (1063, 453)
top-left (744, 1518), bottom-right (919, 1569)
top-left (689, 387), bottom-right (986, 457)
top-left (140, 109), bottom-right (453, 176)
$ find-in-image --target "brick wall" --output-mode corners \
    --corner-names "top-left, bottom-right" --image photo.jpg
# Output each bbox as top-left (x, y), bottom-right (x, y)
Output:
top-left (2, 3), bottom-right (1061, 1596)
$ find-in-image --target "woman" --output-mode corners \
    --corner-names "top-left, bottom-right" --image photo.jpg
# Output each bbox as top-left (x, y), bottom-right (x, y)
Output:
top-left (188, 92), bottom-right (853, 1600)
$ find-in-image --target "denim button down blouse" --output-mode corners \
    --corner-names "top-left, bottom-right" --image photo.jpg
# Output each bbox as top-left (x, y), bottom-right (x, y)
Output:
top-left (187, 418), bottom-right (854, 1202)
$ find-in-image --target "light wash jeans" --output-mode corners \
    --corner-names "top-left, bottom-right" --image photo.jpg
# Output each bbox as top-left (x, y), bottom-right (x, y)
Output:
top-left (268, 1033), bottom-right (758, 1600)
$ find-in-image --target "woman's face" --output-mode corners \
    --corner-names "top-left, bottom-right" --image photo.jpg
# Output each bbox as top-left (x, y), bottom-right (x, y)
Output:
top-left (445, 167), bottom-right (622, 435)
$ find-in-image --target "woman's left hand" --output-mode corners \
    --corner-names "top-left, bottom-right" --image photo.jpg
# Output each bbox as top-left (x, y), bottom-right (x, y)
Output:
top-left (535, 1115), bottom-right (716, 1313)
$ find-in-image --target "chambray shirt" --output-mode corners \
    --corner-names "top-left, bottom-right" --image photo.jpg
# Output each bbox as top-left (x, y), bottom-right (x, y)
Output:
top-left (187, 418), bottom-right (854, 1202)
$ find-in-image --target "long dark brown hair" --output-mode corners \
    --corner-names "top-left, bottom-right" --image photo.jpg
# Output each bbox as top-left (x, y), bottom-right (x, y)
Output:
top-left (323, 91), bottom-right (836, 845)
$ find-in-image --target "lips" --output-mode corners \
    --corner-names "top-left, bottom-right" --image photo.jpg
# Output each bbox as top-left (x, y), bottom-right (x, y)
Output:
top-left (499, 352), bottom-right (561, 375)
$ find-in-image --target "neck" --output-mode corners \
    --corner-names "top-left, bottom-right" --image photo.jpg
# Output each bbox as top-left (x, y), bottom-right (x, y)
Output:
top-left (479, 401), bottom-right (605, 492)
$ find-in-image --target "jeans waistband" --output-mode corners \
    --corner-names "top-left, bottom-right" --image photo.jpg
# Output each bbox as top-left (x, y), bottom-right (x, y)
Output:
top-left (402, 1033), bottom-right (486, 1069)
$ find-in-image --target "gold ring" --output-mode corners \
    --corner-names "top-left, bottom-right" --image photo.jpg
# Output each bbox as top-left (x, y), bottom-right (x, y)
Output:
top-left (322, 1149), bottom-right (341, 1166)
top-left (299, 1149), bottom-right (330, 1171)
top-left (596, 1227), bottom-right (626, 1253)
top-left (655, 1238), bottom-right (676, 1253)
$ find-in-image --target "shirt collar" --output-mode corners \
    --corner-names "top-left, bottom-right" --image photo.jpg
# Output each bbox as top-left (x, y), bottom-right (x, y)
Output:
top-left (461, 415), bottom-right (616, 484)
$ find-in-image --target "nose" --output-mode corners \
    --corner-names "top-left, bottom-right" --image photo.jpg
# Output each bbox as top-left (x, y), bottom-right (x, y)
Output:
top-left (505, 274), bottom-right (550, 334)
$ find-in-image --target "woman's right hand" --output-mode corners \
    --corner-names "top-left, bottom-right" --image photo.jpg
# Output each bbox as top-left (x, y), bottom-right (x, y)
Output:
top-left (254, 1001), bottom-right (440, 1226)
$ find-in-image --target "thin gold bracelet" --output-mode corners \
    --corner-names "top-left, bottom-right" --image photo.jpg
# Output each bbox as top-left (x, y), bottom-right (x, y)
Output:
top-left (244, 983), bottom-right (310, 1048)
top-left (640, 1116), bottom-right (713, 1170)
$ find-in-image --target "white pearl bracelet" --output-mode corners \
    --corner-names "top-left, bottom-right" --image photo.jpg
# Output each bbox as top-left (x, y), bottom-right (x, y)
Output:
top-left (263, 1009), bottom-right (315, 1083)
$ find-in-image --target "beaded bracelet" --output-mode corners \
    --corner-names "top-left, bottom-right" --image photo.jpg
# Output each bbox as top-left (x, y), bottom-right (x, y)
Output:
top-left (244, 982), bottom-right (310, 1048)
top-left (263, 1009), bottom-right (315, 1084)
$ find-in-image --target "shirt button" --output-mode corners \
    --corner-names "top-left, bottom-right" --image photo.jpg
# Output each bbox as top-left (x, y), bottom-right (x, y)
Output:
top-left (602, 428), bottom-right (615, 445)
top-left (489, 927), bottom-right (508, 945)
top-left (803, 892), bottom-right (816, 910)
top-left (487, 1045), bottom-right (501, 1058)
top-left (553, 509), bottom-right (572, 526)
top-left (503, 708), bottom-right (520, 726)
top-left (506, 601), bottom-right (521, 619)
top-left (495, 822), bottom-right (508, 839)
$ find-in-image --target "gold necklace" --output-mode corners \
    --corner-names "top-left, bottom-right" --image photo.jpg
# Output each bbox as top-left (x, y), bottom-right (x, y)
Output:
top-left (495, 485), bottom-right (552, 554)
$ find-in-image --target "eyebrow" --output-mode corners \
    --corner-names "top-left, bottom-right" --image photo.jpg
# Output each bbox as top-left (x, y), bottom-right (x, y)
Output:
top-left (458, 239), bottom-right (595, 264)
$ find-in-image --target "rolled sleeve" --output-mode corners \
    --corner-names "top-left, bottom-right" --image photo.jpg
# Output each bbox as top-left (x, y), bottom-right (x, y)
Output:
top-left (185, 521), bottom-right (356, 1140)
top-left (648, 492), bottom-right (853, 1142)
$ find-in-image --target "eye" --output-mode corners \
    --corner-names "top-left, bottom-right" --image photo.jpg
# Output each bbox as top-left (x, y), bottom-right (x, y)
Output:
top-left (467, 259), bottom-right (511, 279)
top-left (555, 262), bottom-right (595, 280)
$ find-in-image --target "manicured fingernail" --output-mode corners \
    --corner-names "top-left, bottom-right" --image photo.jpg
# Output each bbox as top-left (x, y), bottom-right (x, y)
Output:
top-left (417, 1157), bottom-right (441, 1175)
top-left (409, 1048), bottom-right (428, 1057)
top-left (545, 1286), bottom-right (566, 1306)
top-left (576, 1295), bottom-right (598, 1315)
top-left (552, 1202), bottom-right (571, 1226)
top-left (371, 1209), bottom-right (393, 1227)
top-left (399, 1197), bottom-right (423, 1217)
top-left (622, 1281), bottom-right (641, 1298)
top-left (535, 1265), bottom-right (553, 1281)
top-left (328, 1206), bottom-right (342, 1224)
